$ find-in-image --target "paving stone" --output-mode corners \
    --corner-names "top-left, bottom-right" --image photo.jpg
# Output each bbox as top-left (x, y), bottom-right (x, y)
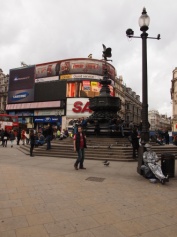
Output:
top-left (26, 212), bottom-right (54, 226)
top-left (0, 216), bottom-right (28, 231)
top-left (16, 225), bottom-right (49, 237)
top-left (44, 220), bottom-right (76, 236)
top-left (11, 205), bottom-right (37, 216)
top-left (0, 230), bottom-right (16, 237)
top-left (0, 144), bottom-right (177, 237)
top-left (0, 209), bottom-right (12, 219)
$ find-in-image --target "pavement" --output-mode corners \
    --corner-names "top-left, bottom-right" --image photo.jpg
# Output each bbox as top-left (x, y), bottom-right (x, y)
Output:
top-left (0, 143), bottom-right (177, 237)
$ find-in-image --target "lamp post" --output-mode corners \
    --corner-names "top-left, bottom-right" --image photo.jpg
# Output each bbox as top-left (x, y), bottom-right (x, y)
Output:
top-left (126, 8), bottom-right (160, 174)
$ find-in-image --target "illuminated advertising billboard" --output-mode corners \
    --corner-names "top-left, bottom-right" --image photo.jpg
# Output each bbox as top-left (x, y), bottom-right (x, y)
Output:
top-left (8, 66), bottom-right (35, 103)
top-left (60, 59), bottom-right (116, 80)
top-left (35, 62), bottom-right (60, 83)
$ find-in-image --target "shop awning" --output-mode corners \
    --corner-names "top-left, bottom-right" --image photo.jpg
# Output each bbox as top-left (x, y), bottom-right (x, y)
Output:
top-left (6, 101), bottom-right (61, 110)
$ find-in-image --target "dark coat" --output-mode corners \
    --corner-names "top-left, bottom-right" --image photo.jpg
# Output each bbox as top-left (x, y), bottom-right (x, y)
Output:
top-left (30, 134), bottom-right (36, 145)
top-left (131, 131), bottom-right (139, 149)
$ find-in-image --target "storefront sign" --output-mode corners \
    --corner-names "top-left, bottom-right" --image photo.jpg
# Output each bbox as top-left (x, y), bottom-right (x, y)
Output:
top-left (67, 98), bottom-right (92, 117)
top-left (35, 76), bottom-right (59, 83)
top-left (60, 74), bottom-right (103, 80)
top-left (34, 116), bottom-right (60, 123)
top-left (34, 109), bottom-right (64, 116)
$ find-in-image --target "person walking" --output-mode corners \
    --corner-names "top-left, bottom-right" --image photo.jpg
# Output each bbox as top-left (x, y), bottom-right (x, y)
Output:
top-left (21, 129), bottom-right (26, 145)
top-left (0, 128), bottom-right (5, 146)
top-left (3, 129), bottom-right (9, 147)
top-left (17, 128), bottom-right (21, 145)
top-left (73, 125), bottom-right (87, 170)
top-left (9, 130), bottom-right (15, 147)
top-left (29, 129), bottom-right (36, 157)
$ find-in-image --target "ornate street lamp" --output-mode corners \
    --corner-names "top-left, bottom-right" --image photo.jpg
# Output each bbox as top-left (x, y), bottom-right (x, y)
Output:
top-left (126, 8), bottom-right (160, 174)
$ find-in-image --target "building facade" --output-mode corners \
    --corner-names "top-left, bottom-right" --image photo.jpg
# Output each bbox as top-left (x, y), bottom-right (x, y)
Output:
top-left (4, 57), bottom-right (142, 130)
top-left (148, 109), bottom-right (171, 131)
top-left (171, 67), bottom-right (177, 131)
top-left (0, 69), bottom-right (9, 113)
top-left (124, 87), bottom-right (142, 127)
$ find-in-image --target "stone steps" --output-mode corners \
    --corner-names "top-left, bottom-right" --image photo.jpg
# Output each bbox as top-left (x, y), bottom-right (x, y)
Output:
top-left (18, 137), bottom-right (177, 162)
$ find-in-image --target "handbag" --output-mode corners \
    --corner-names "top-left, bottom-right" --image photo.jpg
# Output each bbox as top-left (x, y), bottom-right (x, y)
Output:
top-left (4, 136), bottom-right (7, 140)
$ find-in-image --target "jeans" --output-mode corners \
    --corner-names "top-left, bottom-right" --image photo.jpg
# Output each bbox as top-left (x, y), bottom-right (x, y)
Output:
top-left (46, 135), bottom-right (52, 150)
top-left (30, 144), bottom-right (35, 156)
top-left (75, 148), bottom-right (85, 168)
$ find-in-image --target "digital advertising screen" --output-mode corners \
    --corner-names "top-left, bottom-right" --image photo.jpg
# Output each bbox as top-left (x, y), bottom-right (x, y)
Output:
top-left (8, 65), bottom-right (35, 103)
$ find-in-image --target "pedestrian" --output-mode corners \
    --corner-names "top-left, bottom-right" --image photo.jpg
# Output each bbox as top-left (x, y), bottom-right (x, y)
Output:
top-left (45, 124), bottom-right (53, 150)
top-left (25, 129), bottom-right (30, 145)
top-left (164, 130), bottom-right (169, 145)
top-left (117, 118), bottom-right (125, 137)
top-left (129, 121), bottom-right (134, 130)
top-left (0, 128), bottom-right (5, 146)
top-left (17, 128), bottom-right (21, 145)
top-left (21, 129), bottom-right (26, 145)
top-left (94, 120), bottom-right (100, 136)
top-left (29, 129), bottom-right (36, 157)
top-left (3, 129), bottom-right (9, 147)
top-left (9, 130), bottom-right (15, 147)
top-left (131, 127), bottom-right (140, 159)
top-left (73, 125), bottom-right (87, 170)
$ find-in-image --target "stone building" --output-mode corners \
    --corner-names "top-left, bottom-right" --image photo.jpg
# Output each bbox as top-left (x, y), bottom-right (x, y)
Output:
top-left (0, 69), bottom-right (9, 113)
top-left (124, 87), bottom-right (142, 127)
top-left (114, 75), bottom-right (125, 119)
top-left (114, 75), bottom-right (142, 127)
top-left (171, 67), bottom-right (177, 131)
top-left (148, 109), bottom-right (171, 131)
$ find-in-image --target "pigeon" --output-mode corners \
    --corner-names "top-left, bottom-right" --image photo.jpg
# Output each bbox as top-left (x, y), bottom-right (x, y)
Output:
top-left (103, 160), bottom-right (108, 164)
top-left (108, 144), bottom-right (113, 149)
top-left (104, 162), bottom-right (110, 166)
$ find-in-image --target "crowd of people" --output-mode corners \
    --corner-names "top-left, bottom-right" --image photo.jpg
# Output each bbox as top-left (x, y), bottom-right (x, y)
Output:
top-left (0, 128), bottom-right (16, 147)
top-left (0, 124), bottom-right (71, 156)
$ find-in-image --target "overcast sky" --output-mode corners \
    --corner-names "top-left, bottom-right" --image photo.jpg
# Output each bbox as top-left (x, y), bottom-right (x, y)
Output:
top-left (0, 0), bottom-right (176, 117)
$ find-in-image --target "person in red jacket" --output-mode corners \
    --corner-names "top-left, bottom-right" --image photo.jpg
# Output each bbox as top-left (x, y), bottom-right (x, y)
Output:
top-left (73, 126), bottom-right (87, 170)
top-left (21, 129), bottom-right (26, 145)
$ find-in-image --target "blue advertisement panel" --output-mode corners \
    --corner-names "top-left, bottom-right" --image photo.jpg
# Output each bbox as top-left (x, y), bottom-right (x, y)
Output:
top-left (34, 116), bottom-right (61, 123)
top-left (8, 65), bottom-right (35, 103)
top-left (8, 89), bottom-right (34, 103)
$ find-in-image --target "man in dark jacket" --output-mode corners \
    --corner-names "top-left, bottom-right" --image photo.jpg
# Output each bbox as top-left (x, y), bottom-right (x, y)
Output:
top-left (73, 125), bottom-right (87, 170)
top-left (45, 124), bottom-right (53, 150)
top-left (131, 127), bottom-right (140, 159)
top-left (17, 128), bottom-right (21, 145)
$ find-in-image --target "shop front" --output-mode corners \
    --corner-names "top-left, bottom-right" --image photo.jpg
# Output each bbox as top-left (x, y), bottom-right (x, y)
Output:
top-left (34, 109), bottom-right (64, 131)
